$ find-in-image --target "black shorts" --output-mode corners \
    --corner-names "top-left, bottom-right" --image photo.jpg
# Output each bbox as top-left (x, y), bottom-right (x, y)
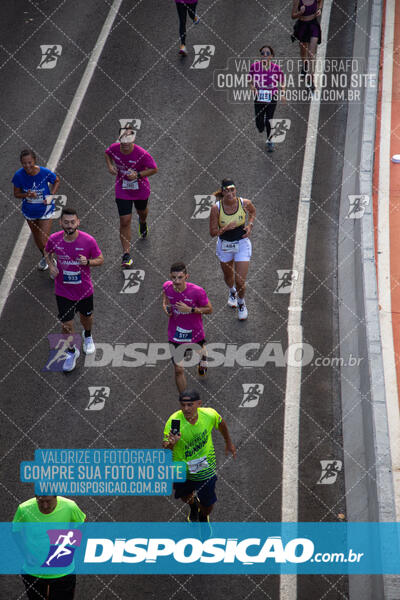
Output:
top-left (169, 339), bottom-right (206, 364)
top-left (56, 294), bottom-right (94, 322)
top-left (116, 197), bottom-right (148, 216)
top-left (174, 475), bottom-right (217, 507)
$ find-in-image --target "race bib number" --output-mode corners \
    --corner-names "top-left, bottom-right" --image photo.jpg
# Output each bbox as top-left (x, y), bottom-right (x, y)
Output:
top-left (187, 456), bottom-right (209, 474)
top-left (27, 193), bottom-right (44, 204)
top-left (63, 270), bottom-right (82, 284)
top-left (221, 240), bottom-right (239, 253)
top-left (258, 89), bottom-right (272, 103)
top-left (122, 179), bottom-right (139, 190)
top-left (173, 326), bottom-right (193, 342)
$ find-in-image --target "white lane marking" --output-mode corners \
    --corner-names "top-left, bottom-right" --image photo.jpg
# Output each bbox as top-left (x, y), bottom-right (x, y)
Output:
top-left (378, 0), bottom-right (400, 520)
top-left (280, 2), bottom-right (333, 598)
top-left (0, 0), bottom-right (123, 318)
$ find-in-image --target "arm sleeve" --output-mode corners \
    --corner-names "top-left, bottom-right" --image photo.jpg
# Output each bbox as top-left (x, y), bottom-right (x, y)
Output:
top-left (11, 172), bottom-right (21, 187)
top-left (89, 238), bottom-right (102, 259)
top-left (141, 151), bottom-right (157, 170)
top-left (12, 506), bottom-right (23, 532)
top-left (197, 288), bottom-right (209, 307)
top-left (47, 169), bottom-right (57, 184)
top-left (248, 64), bottom-right (255, 85)
top-left (70, 502), bottom-right (86, 523)
top-left (212, 409), bottom-right (222, 430)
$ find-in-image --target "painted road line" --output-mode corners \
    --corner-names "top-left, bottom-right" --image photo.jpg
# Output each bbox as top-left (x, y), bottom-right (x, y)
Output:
top-left (377, 0), bottom-right (400, 520)
top-left (0, 0), bottom-right (123, 319)
top-left (280, 1), bottom-right (333, 599)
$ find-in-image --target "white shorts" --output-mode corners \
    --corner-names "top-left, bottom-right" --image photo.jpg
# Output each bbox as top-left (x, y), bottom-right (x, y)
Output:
top-left (216, 237), bottom-right (252, 263)
top-left (23, 203), bottom-right (55, 221)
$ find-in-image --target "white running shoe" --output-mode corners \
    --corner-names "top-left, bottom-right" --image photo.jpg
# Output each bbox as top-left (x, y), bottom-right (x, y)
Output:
top-left (228, 291), bottom-right (237, 308)
top-left (82, 331), bottom-right (95, 355)
top-left (238, 303), bottom-right (248, 320)
top-left (63, 347), bottom-right (80, 372)
top-left (38, 257), bottom-right (48, 271)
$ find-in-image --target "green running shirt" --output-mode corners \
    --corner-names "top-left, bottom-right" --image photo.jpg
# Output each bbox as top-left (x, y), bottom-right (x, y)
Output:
top-left (12, 496), bottom-right (86, 578)
top-left (164, 407), bottom-right (222, 481)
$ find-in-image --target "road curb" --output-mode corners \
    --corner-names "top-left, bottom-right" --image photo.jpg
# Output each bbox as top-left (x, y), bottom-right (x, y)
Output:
top-left (339, 0), bottom-right (400, 597)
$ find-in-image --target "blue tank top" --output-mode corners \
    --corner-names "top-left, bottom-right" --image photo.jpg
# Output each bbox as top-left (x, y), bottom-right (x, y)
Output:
top-left (299, 0), bottom-right (318, 16)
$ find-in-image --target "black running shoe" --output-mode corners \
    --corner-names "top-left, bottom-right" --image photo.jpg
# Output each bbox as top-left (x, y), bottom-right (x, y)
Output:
top-left (198, 360), bottom-right (208, 377)
top-left (187, 496), bottom-right (200, 522)
top-left (121, 253), bottom-right (133, 268)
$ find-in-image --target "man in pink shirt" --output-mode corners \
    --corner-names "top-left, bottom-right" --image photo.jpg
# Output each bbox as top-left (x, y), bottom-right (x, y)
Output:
top-left (105, 125), bottom-right (158, 268)
top-left (162, 262), bottom-right (212, 392)
top-left (44, 207), bottom-right (104, 372)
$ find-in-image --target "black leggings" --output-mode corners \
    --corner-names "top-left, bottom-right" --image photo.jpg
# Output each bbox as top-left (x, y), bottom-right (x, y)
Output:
top-left (176, 2), bottom-right (198, 45)
top-left (22, 574), bottom-right (76, 600)
top-left (254, 100), bottom-right (278, 138)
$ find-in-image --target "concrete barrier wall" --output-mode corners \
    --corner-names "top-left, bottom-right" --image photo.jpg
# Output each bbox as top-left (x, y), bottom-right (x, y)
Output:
top-left (339, 0), bottom-right (399, 597)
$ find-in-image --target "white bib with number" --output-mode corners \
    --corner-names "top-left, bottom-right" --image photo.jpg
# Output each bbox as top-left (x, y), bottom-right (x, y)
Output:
top-left (187, 456), bottom-right (209, 474)
top-left (221, 240), bottom-right (239, 253)
top-left (122, 179), bottom-right (139, 190)
top-left (27, 193), bottom-right (44, 204)
top-left (173, 326), bottom-right (193, 343)
top-left (258, 89), bottom-right (272, 103)
top-left (63, 270), bottom-right (82, 285)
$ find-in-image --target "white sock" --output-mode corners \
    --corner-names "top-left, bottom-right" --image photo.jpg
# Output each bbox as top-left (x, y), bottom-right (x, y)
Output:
top-left (230, 287), bottom-right (236, 295)
top-left (237, 297), bottom-right (245, 306)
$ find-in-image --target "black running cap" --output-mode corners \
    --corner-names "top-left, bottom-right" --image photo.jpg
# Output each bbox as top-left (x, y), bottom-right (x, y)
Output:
top-left (179, 389), bottom-right (200, 402)
top-left (221, 179), bottom-right (235, 189)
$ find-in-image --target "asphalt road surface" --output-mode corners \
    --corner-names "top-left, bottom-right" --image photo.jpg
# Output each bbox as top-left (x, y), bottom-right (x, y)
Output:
top-left (0, 1), bottom-right (360, 598)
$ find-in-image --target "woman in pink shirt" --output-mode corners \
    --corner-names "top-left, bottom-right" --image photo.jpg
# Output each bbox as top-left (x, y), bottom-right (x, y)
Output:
top-left (248, 45), bottom-right (285, 152)
top-left (175, 0), bottom-right (200, 56)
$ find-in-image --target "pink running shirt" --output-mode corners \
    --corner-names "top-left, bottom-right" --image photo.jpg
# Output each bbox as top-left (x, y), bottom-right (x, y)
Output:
top-left (105, 143), bottom-right (157, 201)
top-left (163, 281), bottom-right (209, 343)
top-left (45, 231), bottom-right (102, 301)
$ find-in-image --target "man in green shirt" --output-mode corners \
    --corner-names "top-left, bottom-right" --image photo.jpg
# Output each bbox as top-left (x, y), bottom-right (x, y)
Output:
top-left (12, 495), bottom-right (86, 599)
top-left (163, 389), bottom-right (236, 523)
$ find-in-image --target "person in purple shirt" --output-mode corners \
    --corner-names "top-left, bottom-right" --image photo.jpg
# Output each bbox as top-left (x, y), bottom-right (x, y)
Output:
top-left (162, 262), bottom-right (212, 392)
top-left (44, 207), bottom-right (104, 372)
top-left (291, 0), bottom-right (323, 90)
top-left (105, 125), bottom-right (158, 268)
top-left (248, 46), bottom-right (286, 152)
top-left (175, 0), bottom-right (200, 56)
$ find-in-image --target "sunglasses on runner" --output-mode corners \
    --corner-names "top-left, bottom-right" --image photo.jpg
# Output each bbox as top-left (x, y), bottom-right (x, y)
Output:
top-left (260, 50), bottom-right (271, 56)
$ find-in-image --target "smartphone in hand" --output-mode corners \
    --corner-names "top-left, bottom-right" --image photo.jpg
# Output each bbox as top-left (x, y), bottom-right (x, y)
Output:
top-left (170, 419), bottom-right (180, 436)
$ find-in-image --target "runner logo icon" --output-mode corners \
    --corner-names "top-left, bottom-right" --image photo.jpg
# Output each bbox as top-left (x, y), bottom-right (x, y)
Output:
top-left (270, 119), bottom-right (291, 143)
top-left (120, 270), bottom-right (145, 294)
top-left (239, 384), bottom-right (264, 407)
top-left (43, 334), bottom-right (82, 372)
top-left (317, 460), bottom-right (342, 485)
top-left (346, 195), bottom-right (369, 219)
top-left (191, 45), bottom-right (215, 69)
top-left (37, 45), bottom-right (62, 69)
top-left (86, 386), bottom-right (110, 411)
top-left (118, 118), bottom-right (141, 133)
top-left (191, 195), bottom-right (215, 219)
top-left (51, 195), bottom-right (68, 219)
top-left (42, 529), bottom-right (82, 567)
top-left (274, 270), bottom-right (298, 294)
